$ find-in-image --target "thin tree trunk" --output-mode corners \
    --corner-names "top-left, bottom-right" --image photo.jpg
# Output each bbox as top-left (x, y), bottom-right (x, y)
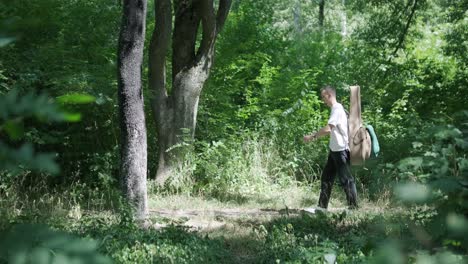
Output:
top-left (149, 0), bottom-right (173, 185)
top-left (293, 1), bottom-right (301, 35)
top-left (117, 0), bottom-right (148, 220)
top-left (341, 0), bottom-right (347, 37)
top-left (392, 0), bottom-right (418, 56)
top-left (150, 0), bottom-right (231, 185)
top-left (319, 0), bottom-right (325, 27)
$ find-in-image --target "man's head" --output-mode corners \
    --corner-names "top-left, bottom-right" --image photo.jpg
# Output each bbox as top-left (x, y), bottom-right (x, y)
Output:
top-left (320, 85), bottom-right (337, 107)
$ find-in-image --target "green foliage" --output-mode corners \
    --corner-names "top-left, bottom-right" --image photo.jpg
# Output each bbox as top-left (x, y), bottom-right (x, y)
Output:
top-left (196, 137), bottom-right (296, 199)
top-left (8, 192), bottom-right (234, 263)
top-left (0, 179), bottom-right (401, 264)
top-left (253, 210), bottom-right (407, 263)
top-left (0, 80), bottom-right (63, 177)
top-left (0, 37), bottom-right (14, 47)
top-left (151, 135), bottom-right (298, 199)
top-left (0, 88), bottom-right (98, 177)
top-left (382, 114), bottom-right (468, 260)
top-left (0, 142), bottom-right (59, 176)
top-left (259, 222), bottom-right (339, 263)
top-left (0, 224), bottom-right (112, 264)
top-left (104, 225), bottom-right (231, 264)
top-left (1, 0), bottom-right (468, 262)
top-left (0, 15), bottom-right (114, 264)
top-left (0, 89), bottom-right (65, 123)
top-left (0, 0), bottom-right (121, 184)
top-left (56, 93), bottom-right (96, 105)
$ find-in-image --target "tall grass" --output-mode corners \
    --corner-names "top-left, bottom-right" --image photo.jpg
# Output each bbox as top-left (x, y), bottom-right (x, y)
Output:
top-left (149, 135), bottom-right (320, 202)
top-left (0, 176), bottom-right (120, 229)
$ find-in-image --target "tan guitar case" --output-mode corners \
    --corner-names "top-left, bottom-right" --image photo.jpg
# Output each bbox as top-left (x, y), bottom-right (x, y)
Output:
top-left (349, 86), bottom-right (371, 165)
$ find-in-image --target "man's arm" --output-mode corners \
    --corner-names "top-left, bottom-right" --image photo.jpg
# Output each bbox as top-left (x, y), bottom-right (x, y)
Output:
top-left (303, 124), bottom-right (333, 142)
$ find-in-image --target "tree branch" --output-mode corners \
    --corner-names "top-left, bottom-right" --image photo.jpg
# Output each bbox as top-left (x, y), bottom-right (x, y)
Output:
top-left (194, 0), bottom-right (231, 61)
top-left (196, 0), bottom-right (217, 59)
top-left (386, 0), bottom-right (411, 31)
top-left (392, 0), bottom-right (418, 56)
top-left (216, 0), bottom-right (232, 33)
top-left (172, 0), bottom-right (200, 78)
top-left (149, 0), bottom-right (172, 100)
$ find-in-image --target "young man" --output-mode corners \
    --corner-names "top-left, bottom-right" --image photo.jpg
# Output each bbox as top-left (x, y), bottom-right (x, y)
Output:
top-left (303, 86), bottom-right (358, 209)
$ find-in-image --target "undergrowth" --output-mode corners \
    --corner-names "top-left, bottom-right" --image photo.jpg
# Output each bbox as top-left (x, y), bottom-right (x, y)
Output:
top-left (0, 178), bottom-right (398, 264)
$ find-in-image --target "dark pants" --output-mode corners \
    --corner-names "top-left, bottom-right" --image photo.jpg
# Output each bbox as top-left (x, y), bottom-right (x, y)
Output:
top-left (318, 149), bottom-right (358, 209)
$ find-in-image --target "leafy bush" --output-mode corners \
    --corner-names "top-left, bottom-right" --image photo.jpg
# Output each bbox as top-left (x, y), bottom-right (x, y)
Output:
top-left (0, 224), bottom-right (111, 264)
top-left (382, 112), bottom-right (468, 261)
top-left (150, 134), bottom-right (300, 199)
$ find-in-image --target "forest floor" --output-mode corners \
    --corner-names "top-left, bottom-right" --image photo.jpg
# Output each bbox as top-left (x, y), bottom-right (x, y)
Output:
top-left (148, 185), bottom-right (388, 231)
top-left (145, 186), bottom-right (391, 263)
top-left (150, 205), bottom-right (351, 231)
top-left (1, 184), bottom-right (394, 263)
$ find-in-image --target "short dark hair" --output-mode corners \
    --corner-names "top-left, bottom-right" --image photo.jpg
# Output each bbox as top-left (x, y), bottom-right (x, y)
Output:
top-left (320, 85), bottom-right (336, 96)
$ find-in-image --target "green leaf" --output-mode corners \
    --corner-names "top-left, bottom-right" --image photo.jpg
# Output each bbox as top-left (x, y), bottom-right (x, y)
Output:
top-left (95, 96), bottom-right (106, 105)
top-left (412, 141), bottom-right (423, 149)
top-left (430, 179), bottom-right (461, 193)
top-left (9, 251), bottom-right (28, 264)
top-left (28, 248), bottom-right (51, 264)
top-left (0, 37), bottom-right (15, 47)
top-left (454, 138), bottom-right (468, 149)
top-left (34, 153), bottom-right (60, 175)
top-left (434, 251), bottom-right (465, 264)
top-left (371, 242), bottom-right (404, 264)
top-left (51, 252), bottom-right (69, 264)
top-left (324, 253), bottom-right (336, 264)
top-left (434, 126), bottom-right (462, 141)
top-left (414, 252), bottom-right (436, 264)
top-left (397, 157), bottom-right (423, 172)
top-left (394, 182), bottom-right (431, 204)
top-left (61, 112), bottom-right (82, 122)
top-left (446, 213), bottom-right (468, 236)
top-left (56, 93), bottom-right (95, 105)
top-left (3, 120), bottom-right (24, 140)
top-left (0, 224), bottom-right (112, 264)
top-left (17, 143), bottom-right (33, 162)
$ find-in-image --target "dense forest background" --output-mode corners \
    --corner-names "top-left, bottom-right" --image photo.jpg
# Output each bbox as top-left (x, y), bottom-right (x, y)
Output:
top-left (1, 0), bottom-right (467, 263)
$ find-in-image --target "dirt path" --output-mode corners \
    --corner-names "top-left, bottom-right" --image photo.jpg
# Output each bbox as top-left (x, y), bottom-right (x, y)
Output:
top-left (149, 207), bottom-right (345, 231)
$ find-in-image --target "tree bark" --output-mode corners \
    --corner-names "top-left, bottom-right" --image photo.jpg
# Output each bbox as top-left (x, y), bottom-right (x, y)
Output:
top-left (117, 0), bottom-right (148, 219)
top-left (341, 0), bottom-right (347, 37)
top-left (319, 0), bottom-right (325, 27)
top-left (150, 0), bottom-right (232, 185)
top-left (293, 1), bottom-right (301, 34)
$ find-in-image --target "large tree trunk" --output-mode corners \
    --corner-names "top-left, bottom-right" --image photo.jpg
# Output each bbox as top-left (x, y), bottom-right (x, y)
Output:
top-left (153, 68), bottom-right (206, 184)
top-left (117, 0), bottom-right (148, 219)
top-left (149, 0), bottom-right (232, 185)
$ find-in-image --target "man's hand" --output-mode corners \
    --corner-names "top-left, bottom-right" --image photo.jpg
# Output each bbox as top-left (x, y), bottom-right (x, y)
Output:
top-left (304, 125), bottom-right (331, 143)
top-left (303, 134), bottom-right (316, 143)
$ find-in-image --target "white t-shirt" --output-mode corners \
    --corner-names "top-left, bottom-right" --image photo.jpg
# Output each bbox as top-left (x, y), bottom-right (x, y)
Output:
top-left (328, 103), bottom-right (349, 152)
